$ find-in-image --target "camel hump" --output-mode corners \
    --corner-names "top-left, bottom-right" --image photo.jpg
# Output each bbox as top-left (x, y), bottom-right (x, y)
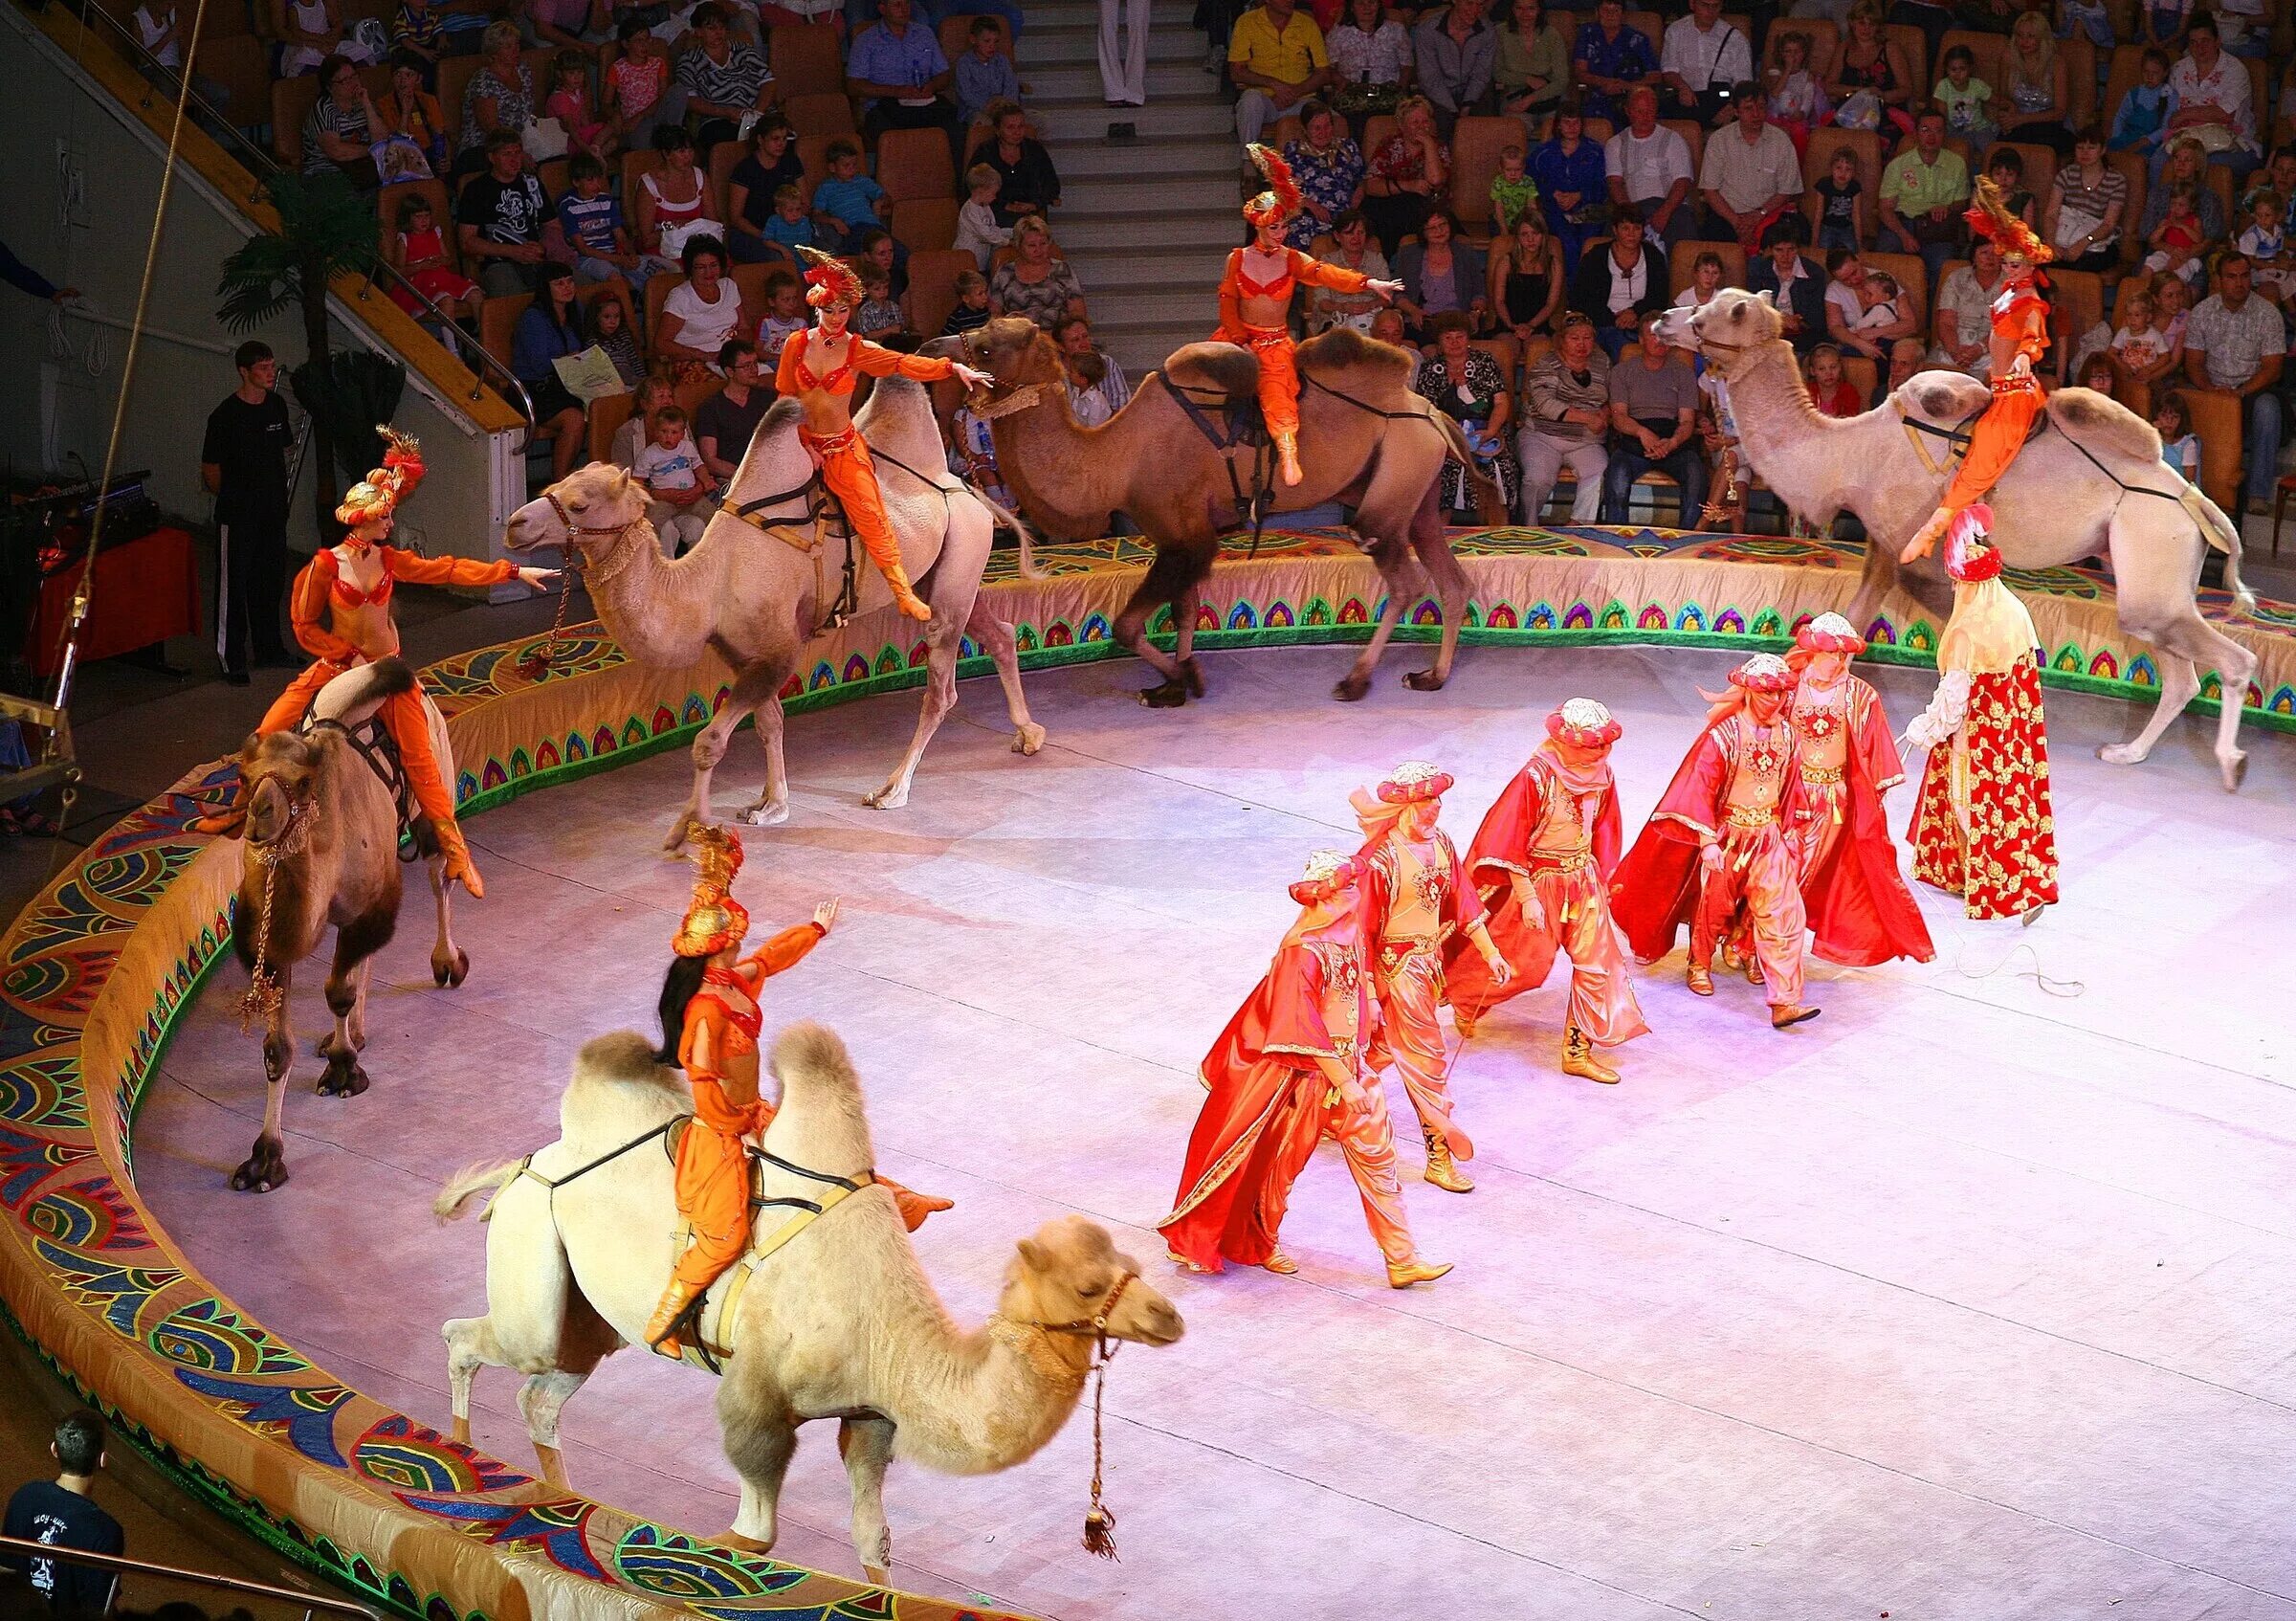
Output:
top-left (1161, 341), bottom-right (1258, 400)
top-left (770, 1021), bottom-right (856, 1097)
top-left (1890, 369), bottom-right (1992, 427)
top-left (1295, 324), bottom-right (1415, 389)
top-left (578, 1029), bottom-right (664, 1078)
top-left (2046, 387), bottom-right (2165, 462)
top-left (310, 657), bottom-right (417, 729)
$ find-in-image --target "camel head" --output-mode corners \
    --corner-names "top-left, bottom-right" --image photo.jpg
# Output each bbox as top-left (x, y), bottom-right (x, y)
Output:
top-left (237, 729), bottom-right (322, 852)
top-left (1002, 1214), bottom-right (1183, 1349)
top-left (1653, 288), bottom-right (1786, 380)
top-left (504, 463), bottom-right (651, 560)
top-left (950, 315), bottom-right (1065, 396)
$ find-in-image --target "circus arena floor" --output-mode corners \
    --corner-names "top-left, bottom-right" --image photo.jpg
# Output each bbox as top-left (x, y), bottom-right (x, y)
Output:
top-left (133, 645), bottom-right (2296, 1621)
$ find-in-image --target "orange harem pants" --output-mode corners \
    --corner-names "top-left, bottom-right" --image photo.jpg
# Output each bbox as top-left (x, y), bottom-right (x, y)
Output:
top-left (803, 426), bottom-right (909, 588)
top-left (1367, 942), bottom-right (1473, 1160)
top-left (1691, 821), bottom-right (1807, 1007)
top-left (259, 661), bottom-right (453, 826)
top-left (1258, 1071), bottom-right (1416, 1266)
top-left (671, 1077), bottom-right (768, 1291)
top-left (1216, 322), bottom-right (1302, 439)
top-left (1526, 859), bottom-right (1649, 1047)
top-left (1940, 373), bottom-right (2042, 511)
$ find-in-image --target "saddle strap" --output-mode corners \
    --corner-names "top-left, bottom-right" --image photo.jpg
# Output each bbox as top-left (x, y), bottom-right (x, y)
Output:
top-left (687, 1172), bottom-right (877, 1366)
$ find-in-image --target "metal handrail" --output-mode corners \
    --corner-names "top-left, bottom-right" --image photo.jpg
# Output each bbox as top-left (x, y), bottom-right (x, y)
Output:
top-left (0, 1531), bottom-right (381, 1618)
top-left (53, 0), bottom-right (541, 433)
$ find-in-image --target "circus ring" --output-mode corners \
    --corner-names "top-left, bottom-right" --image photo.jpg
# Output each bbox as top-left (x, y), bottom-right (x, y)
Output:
top-left (3, 524), bottom-right (2293, 1621)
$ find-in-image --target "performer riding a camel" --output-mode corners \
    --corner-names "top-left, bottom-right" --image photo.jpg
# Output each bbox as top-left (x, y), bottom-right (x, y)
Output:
top-left (1218, 144), bottom-right (1403, 487)
top-left (645, 827), bottom-right (949, 1360)
top-left (780, 246), bottom-right (994, 622)
top-left (198, 429), bottom-right (557, 897)
top-left (1443, 699), bottom-right (1646, 1084)
top-left (1159, 849), bottom-right (1450, 1289)
top-left (1900, 177), bottom-right (2051, 565)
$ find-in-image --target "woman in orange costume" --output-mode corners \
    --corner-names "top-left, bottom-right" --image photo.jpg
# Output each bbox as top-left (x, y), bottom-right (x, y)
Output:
top-left (223, 430), bottom-right (556, 897)
top-left (643, 826), bottom-right (950, 1359)
top-left (1901, 176), bottom-right (2052, 566)
top-left (780, 246), bottom-right (994, 623)
top-left (1219, 144), bottom-right (1404, 487)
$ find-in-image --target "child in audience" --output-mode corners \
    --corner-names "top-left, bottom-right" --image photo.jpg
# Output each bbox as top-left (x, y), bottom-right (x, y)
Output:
top-left (1936, 46), bottom-right (1997, 151)
top-left (546, 49), bottom-right (614, 162)
top-left (762, 185), bottom-right (818, 254)
top-left (632, 405), bottom-right (710, 553)
top-left (2151, 268), bottom-right (2192, 354)
top-left (955, 14), bottom-right (1019, 126)
top-left (560, 153), bottom-right (651, 288)
top-left (2109, 47), bottom-right (2176, 153)
top-left (2108, 284), bottom-right (2173, 381)
top-left (1987, 148), bottom-right (2037, 230)
top-left (589, 294), bottom-right (645, 386)
top-left (855, 267), bottom-right (905, 344)
top-left (941, 268), bottom-right (993, 334)
top-left (2237, 189), bottom-right (2292, 301)
top-left (1850, 269), bottom-right (1906, 338)
top-left (756, 269), bottom-right (808, 359)
top-left (812, 139), bottom-right (891, 251)
top-left (956, 164), bottom-right (1013, 270)
top-left (1807, 343), bottom-right (1862, 416)
top-left (2144, 181), bottom-right (2205, 280)
top-left (2057, 0), bottom-right (2113, 50)
top-left (949, 398), bottom-right (1013, 508)
top-left (2074, 353), bottom-right (2118, 397)
top-left (607, 19), bottom-right (672, 148)
top-left (1765, 31), bottom-right (1827, 152)
top-left (1490, 145), bottom-right (1539, 233)
top-left (2241, 144), bottom-right (2296, 221)
top-left (2153, 392), bottom-right (2199, 480)
top-left (1812, 149), bottom-right (1864, 252)
top-left (1687, 248), bottom-right (1726, 309)
top-left (385, 192), bottom-right (481, 326)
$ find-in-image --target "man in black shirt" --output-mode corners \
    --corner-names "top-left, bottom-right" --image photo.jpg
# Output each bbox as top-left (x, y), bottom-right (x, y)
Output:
top-left (456, 129), bottom-right (553, 297)
top-left (0, 1410), bottom-right (124, 1614)
top-left (200, 340), bottom-right (295, 685)
top-left (694, 338), bottom-right (772, 487)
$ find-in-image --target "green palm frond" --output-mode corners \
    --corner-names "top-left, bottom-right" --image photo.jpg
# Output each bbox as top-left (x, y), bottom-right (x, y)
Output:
top-left (215, 171), bottom-right (381, 333)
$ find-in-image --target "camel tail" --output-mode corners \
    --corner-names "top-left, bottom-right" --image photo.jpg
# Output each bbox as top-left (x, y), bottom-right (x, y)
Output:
top-left (1428, 411), bottom-right (1505, 522)
top-left (971, 485), bottom-right (1043, 580)
top-left (434, 1159), bottom-right (521, 1224)
top-left (2180, 485), bottom-right (2258, 615)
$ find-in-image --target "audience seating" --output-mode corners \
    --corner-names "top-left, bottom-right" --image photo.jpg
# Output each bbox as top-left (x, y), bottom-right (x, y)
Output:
top-left (891, 196), bottom-right (960, 251)
top-left (1621, 9), bottom-right (1665, 53)
top-left (589, 390), bottom-right (636, 463)
top-left (1449, 115), bottom-right (1521, 232)
top-left (2050, 267), bottom-right (2107, 361)
top-left (2184, 387), bottom-right (2243, 514)
top-left (796, 133), bottom-right (843, 189)
top-left (1842, 353), bottom-right (1879, 399)
top-left (673, 374), bottom-right (725, 416)
top-left (2106, 148), bottom-right (2148, 267)
top-left (784, 90), bottom-right (858, 136)
top-left (771, 24), bottom-right (848, 96)
top-left (905, 248), bottom-right (976, 339)
top-left (1662, 118), bottom-right (1706, 176)
top-left (876, 126), bottom-right (955, 203)
top-left (1801, 126), bottom-right (1883, 246)
top-left (705, 142), bottom-right (750, 221)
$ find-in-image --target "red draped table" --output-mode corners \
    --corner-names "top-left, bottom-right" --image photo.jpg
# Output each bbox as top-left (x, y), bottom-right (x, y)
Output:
top-left (26, 526), bottom-right (200, 677)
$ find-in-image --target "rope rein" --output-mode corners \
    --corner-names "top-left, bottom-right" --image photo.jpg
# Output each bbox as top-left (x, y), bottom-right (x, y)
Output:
top-left (235, 794), bottom-right (315, 1029)
top-left (1020, 1270), bottom-right (1138, 1560)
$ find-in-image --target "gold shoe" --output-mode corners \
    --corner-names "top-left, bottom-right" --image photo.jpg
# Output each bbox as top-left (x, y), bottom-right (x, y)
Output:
top-left (1263, 1249), bottom-right (1298, 1275)
top-left (883, 1178), bottom-right (953, 1232)
top-left (1686, 962), bottom-right (1713, 996)
top-left (1386, 1256), bottom-right (1452, 1288)
top-left (1745, 954), bottom-right (1765, 987)
top-left (1452, 1007), bottom-right (1478, 1039)
top-left (878, 559), bottom-right (936, 622)
top-left (1561, 1026), bottom-right (1621, 1084)
top-left (642, 1278), bottom-right (707, 1360)
top-left (431, 816), bottom-right (486, 899)
top-left (1164, 1247), bottom-right (1214, 1275)
top-left (1422, 1126), bottom-right (1474, 1194)
top-left (1770, 1002), bottom-right (1821, 1030)
top-left (1274, 430), bottom-right (1304, 486)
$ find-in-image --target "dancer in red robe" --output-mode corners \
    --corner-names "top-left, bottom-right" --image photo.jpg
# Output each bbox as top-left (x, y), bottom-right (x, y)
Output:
top-left (1353, 762), bottom-right (1512, 1194)
top-left (1443, 699), bottom-right (1647, 1084)
top-left (1159, 851), bottom-right (1450, 1289)
top-left (1905, 503), bottom-right (2061, 921)
top-left (1610, 654), bottom-right (1821, 1029)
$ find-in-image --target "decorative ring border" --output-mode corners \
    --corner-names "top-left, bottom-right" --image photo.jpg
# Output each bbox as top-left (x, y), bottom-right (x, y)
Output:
top-left (1, 527), bottom-right (2289, 1621)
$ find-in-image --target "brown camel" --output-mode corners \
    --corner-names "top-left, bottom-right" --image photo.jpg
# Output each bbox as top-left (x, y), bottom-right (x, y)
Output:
top-left (227, 659), bottom-right (467, 1192)
top-left (944, 318), bottom-right (1489, 705)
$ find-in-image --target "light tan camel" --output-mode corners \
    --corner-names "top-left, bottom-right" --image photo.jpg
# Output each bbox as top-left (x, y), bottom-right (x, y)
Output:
top-left (942, 318), bottom-right (1486, 705)
top-left (506, 377), bottom-right (1045, 848)
top-left (1654, 288), bottom-right (2261, 789)
top-left (226, 659), bottom-right (466, 1192)
top-left (434, 1023), bottom-right (1182, 1584)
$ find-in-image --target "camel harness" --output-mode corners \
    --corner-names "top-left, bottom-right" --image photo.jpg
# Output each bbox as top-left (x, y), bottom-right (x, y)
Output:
top-left (717, 444), bottom-right (959, 635)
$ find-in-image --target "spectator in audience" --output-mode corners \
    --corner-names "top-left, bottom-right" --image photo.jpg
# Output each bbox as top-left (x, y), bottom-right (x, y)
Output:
top-left (457, 128), bottom-right (553, 296)
top-left (1414, 0), bottom-right (1497, 136)
top-left (2241, 188), bottom-right (2293, 302)
top-left (1994, 11), bottom-right (2072, 155)
top-left (386, 191), bottom-right (482, 325)
top-left (2242, 144), bottom-right (2296, 218)
top-left (2152, 262), bottom-right (2195, 343)
top-left (1885, 0), bottom-right (1959, 114)
top-left (696, 336), bottom-right (773, 481)
top-left (848, 0), bottom-right (961, 158)
top-left (677, 2), bottom-right (775, 152)
top-left (1415, 311), bottom-right (1519, 515)
top-left (942, 267), bottom-right (994, 334)
top-left (545, 48), bottom-right (614, 162)
top-left (453, 20), bottom-right (538, 179)
top-left (1932, 235), bottom-right (2004, 371)
top-left (200, 341), bottom-right (293, 682)
top-left (1698, 84), bottom-right (1800, 247)
top-left (588, 290), bottom-right (644, 384)
top-left (2137, 0), bottom-right (2194, 47)
top-left (1517, 310), bottom-right (1611, 520)
top-left (1600, 315), bottom-right (1703, 522)
top-left (2183, 251), bottom-right (2285, 510)
top-left (2111, 45), bottom-right (2176, 156)
top-left (522, 0), bottom-right (603, 55)
top-left (637, 126), bottom-right (723, 270)
top-left (2140, 136), bottom-right (2229, 243)
top-left (1878, 108), bottom-right (1971, 288)
top-left (560, 152), bottom-right (650, 287)
top-left (1363, 94), bottom-right (1451, 255)
top-left (1285, 101), bottom-right (1367, 249)
top-left (1057, 314), bottom-right (1132, 425)
top-left (1571, 203), bottom-right (1668, 357)
top-left (2075, 352), bottom-right (2119, 396)
top-left (1806, 340), bottom-right (1862, 414)
top-left (1228, 0), bottom-right (1334, 149)
top-left (1314, 208), bottom-right (1392, 329)
top-left (851, 226), bottom-right (908, 301)
top-left (2108, 282), bottom-right (2172, 385)
top-left (1490, 143), bottom-right (1538, 229)
top-left (1983, 143), bottom-right (2039, 229)
top-left (611, 374), bottom-right (675, 468)
top-left (2044, 127), bottom-right (2128, 272)
top-left (957, 164), bottom-right (1014, 267)
top-left (1604, 84), bottom-right (1695, 248)
top-left (1329, 0), bottom-right (1416, 137)
top-left (1873, 331), bottom-right (1925, 404)
top-left (956, 14), bottom-right (1019, 125)
top-left (1570, 0), bottom-right (1657, 125)
top-left (633, 403), bottom-right (710, 551)
top-left (1766, 29), bottom-right (1828, 151)
top-left (0, 1411), bottom-right (123, 1616)
top-left (762, 185), bottom-right (819, 254)
top-left (1933, 42), bottom-right (1997, 151)
top-left (856, 266), bottom-right (906, 344)
top-left (812, 138), bottom-right (892, 250)
top-left (377, 50), bottom-right (450, 171)
top-left (1659, 0), bottom-right (1750, 122)
top-left (303, 54), bottom-right (382, 186)
top-left (276, 0), bottom-right (349, 78)
top-left (387, 0), bottom-right (444, 74)
top-left (762, 0), bottom-right (843, 31)
top-left (135, 0), bottom-right (229, 107)
top-left (757, 267), bottom-right (809, 357)
top-left (607, 17), bottom-right (678, 150)
top-left (657, 235), bottom-right (751, 379)
top-left (726, 117), bottom-right (804, 264)
top-left (2162, 13), bottom-right (2258, 184)
top-left (1494, 0), bottom-right (1566, 132)
top-left (1396, 206), bottom-right (1490, 336)
top-left (991, 216), bottom-right (1088, 328)
top-left (1490, 208), bottom-right (1564, 337)
top-left (2153, 389), bottom-right (2201, 478)
top-left (1809, 146), bottom-right (1863, 250)
top-left (1821, 0), bottom-right (1912, 143)
top-left (513, 263), bottom-right (591, 477)
top-left (1532, 96), bottom-right (1605, 269)
top-left (1748, 216), bottom-right (1825, 353)
top-left (1683, 244), bottom-right (1727, 308)
top-left (950, 389), bottom-right (1013, 505)
top-left (2146, 179), bottom-right (2208, 280)
top-left (1368, 306), bottom-right (1409, 344)
top-left (1822, 246), bottom-right (1869, 340)
top-left (967, 102), bottom-right (1063, 229)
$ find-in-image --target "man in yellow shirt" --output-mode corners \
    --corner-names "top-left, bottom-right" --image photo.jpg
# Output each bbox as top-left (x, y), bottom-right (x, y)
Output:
top-left (1228, 0), bottom-right (1332, 148)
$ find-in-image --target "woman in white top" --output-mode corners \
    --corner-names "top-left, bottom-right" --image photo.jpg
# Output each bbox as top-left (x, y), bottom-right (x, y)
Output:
top-left (654, 236), bottom-right (751, 381)
top-left (275, 0), bottom-right (344, 77)
top-left (636, 128), bottom-right (723, 273)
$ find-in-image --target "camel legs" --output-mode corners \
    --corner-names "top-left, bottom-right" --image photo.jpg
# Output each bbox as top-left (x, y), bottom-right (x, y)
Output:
top-left (318, 918), bottom-right (386, 1097)
top-left (718, 1388), bottom-right (800, 1553)
top-left (838, 1414), bottom-right (897, 1586)
top-left (428, 851), bottom-right (469, 988)
top-left (2098, 614), bottom-right (2257, 789)
top-left (1115, 543), bottom-right (1214, 707)
top-left (443, 1313), bottom-right (505, 1448)
top-left (736, 681), bottom-right (792, 827)
top-left (233, 973), bottom-right (294, 1193)
top-left (516, 1369), bottom-right (589, 1488)
top-left (668, 661), bottom-right (793, 847)
top-left (966, 596), bottom-right (1047, 757)
top-left (867, 588), bottom-right (973, 812)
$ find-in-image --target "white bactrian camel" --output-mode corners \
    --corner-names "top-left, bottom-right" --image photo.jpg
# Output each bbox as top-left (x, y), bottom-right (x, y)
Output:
top-left (1654, 288), bottom-right (2261, 789)
top-left (505, 376), bottom-right (1046, 849)
top-left (433, 1023), bottom-right (1183, 1584)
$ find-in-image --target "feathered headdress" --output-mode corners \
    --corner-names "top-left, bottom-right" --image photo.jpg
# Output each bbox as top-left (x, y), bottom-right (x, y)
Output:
top-left (1242, 143), bottom-right (1303, 228)
top-left (672, 825), bottom-right (751, 958)
top-left (335, 426), bottom-right (425, 530)
top-left (1545, 697), bottom-right (1623, 747)
top-left (1963, 174), bottom-right (2052, 270)
top-left (1944, 502), bottom-right (2004, 583)
top-left (796, 244), bottom-right (865, 311)
top-left (1288, 849), bottom-right (1359, 906)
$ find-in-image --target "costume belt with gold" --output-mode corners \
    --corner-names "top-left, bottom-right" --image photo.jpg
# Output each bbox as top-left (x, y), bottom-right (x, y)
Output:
top-left (797, 424), bottom-right (860, 454)
top-left (1526, 846), bottom-right (1595, 875)
top-left (1990, 371), bottom-right (2041, 397)
top-left (1376, 933), bottom-right (1445, 976)
top-left (1799, 764), bottom-right (1845, 786)
top-left (1723, 805), bottom-right (1778, 830)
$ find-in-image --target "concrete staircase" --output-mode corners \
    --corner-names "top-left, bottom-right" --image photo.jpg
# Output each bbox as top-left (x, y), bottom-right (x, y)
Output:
top-left (1016, 0), bottom-right (1243, 374)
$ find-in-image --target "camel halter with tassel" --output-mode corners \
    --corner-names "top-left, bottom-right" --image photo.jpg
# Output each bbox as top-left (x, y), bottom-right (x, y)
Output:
top-left (236, 791), bottom-right (316, 1029)
top-left (1035, 1270), bottom-right (1137, 1559)
top-left (518, 491), bottom-right (649, 679)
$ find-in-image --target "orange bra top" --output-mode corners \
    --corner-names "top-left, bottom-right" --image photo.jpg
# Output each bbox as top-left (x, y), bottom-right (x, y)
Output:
top-left (1230, 249), bottom-right (1295, 300)
top-left (787, 330), bottom-right (859, 397)
top-left (696, 968), bottom-right (763, 1054)
top-left (327, 548), bottom-right (394, 611)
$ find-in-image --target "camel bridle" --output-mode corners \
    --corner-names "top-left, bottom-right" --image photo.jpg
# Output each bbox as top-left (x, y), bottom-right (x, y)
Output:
top-left (521, 489), bottom-right (651, 677)
top-left (236, 769), bottom-right (318, 1030)
top-left (1019, 1268), bottom-right (1140, 1562)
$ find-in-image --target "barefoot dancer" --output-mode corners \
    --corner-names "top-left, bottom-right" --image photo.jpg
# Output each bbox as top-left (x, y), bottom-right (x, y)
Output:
top-left (780, 247), bottom-right (994, 622)
top-left (1218, 144), bottom-right (1404, 486)
top-left (644, 827), bottom-right (950, 1359)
